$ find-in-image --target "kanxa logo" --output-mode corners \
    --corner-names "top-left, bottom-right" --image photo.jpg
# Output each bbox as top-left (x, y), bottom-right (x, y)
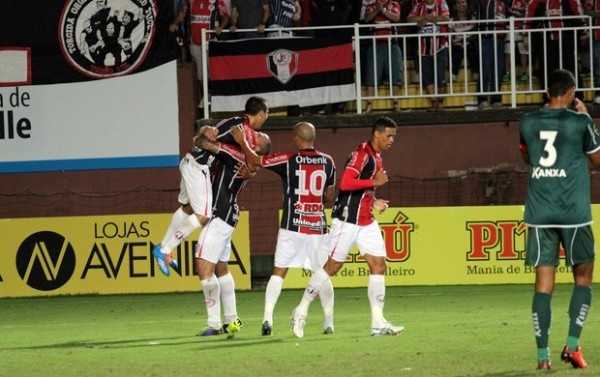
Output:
top-left (16, 231), bottom-right (76, 291)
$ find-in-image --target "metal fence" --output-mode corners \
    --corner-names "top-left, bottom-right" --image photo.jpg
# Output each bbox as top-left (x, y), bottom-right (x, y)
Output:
top-left (200, 16), bottom-right (600, 116)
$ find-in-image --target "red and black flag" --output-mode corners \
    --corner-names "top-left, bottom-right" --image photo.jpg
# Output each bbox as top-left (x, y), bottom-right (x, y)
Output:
top-left (209, 38), bottom-right (355, 111)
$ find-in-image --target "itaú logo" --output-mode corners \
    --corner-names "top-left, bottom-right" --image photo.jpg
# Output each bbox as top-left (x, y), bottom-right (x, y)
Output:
top-left (16, 231), bottom-right (76, 291)
top-left (531, 167), bottom-right (566, 179)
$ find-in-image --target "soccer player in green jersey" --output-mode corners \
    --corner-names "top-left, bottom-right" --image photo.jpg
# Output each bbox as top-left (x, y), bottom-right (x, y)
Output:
top-left (520, 69), bottom-right (600, 370)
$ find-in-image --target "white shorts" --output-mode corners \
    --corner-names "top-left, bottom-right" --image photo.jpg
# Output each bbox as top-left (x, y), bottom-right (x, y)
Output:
top-left (322, 218), bottom-right (386, 263)
top-left (177, 154), bottom-right (212, 217)
top-left (195, 217), bottom-right (234, 264)
top-left (274, 229), bottom-right (327, 272)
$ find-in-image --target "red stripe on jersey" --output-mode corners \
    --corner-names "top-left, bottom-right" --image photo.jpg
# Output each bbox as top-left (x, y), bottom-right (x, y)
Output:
top-left (209, 44), bottom-right (353, 81)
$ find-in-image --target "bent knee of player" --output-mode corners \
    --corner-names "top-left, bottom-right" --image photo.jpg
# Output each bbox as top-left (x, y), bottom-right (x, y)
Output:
top-left (367, 256), bottom-right (386, 274)
top-left (197, 258), bottom-right (216, 279)
top-left (573, 262), bottom-right (594, 286)
top-left (215, 261), bottom-right (229, 277)
top-left (194, 214), bottom-right (210, 226)
top-left (272, 267), bottom-right (288, 278)
top-left (324, 258), bottom-right (343, 276)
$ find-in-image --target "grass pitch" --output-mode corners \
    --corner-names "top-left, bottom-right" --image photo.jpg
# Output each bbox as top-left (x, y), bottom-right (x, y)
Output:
top-left (1, 284), bottom-right (598, 377)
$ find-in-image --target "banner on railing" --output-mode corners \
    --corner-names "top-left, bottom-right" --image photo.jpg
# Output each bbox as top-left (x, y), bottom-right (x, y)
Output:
top-left (209, 38), bottom-right (355, 111)
top-left (0, 212), bottom-right (251, 298)
top-left (0, 0), bottom-right (179, 173)
top-left (283, 205), bottom-right (600, 288)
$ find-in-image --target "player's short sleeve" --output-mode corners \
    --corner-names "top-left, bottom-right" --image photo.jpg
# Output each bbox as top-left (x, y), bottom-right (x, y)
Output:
top-left (439, 0), bottom-right (450, 16)
top-left (262, 152), bottom-right (292, 177)
top-left (326, 158), bottom-right (336, 188)
top-left (583, 117), bottom-right (600, 154)
top-left (345, 149), bottom-right (367, 175)
top-left (215, 117), bottom-right (243, 145)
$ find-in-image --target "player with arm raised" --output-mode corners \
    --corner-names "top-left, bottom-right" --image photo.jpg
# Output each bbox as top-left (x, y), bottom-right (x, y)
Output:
top-left (152, 97), bottom-right (268, 276)
top-left (260, 122), bottom-right (336, 336)
top-left (520, 69), bottom-right (600, 370)
top-left (194, 131), bottom-right (271, 336)
top-left (290, 116), bottom-right (402, 338)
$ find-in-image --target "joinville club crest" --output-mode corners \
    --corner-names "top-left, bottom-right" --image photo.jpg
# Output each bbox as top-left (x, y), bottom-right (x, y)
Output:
top-left (267, 49), bottom-right (299, 84)
top-left (59, 0), bottom-right (157, 78)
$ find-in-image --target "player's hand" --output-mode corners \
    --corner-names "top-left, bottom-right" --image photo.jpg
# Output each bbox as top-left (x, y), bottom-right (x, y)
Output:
top-left (236, 163), bottom-right (256, 179)
top-left (230, 25), bottom-right (237, 32)
top-left (257, 24), bottom-right (266, 33)
top-left (574, 98), bottom-right (588, 114)
top-left (373, 199), bottom-right (389, 213)
top-left (373, 170), bottom-right (389, 187)
top-left (215, 25), bottom-right (223, 35)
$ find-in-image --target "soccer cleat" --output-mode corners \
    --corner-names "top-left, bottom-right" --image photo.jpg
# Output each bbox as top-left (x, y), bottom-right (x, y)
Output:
top-left (198, 327), bottom-right (223, 337)
top-left (371, 322), bottom-right (405, 336)
top-left (323, 326), bottom-right (334, 335)
top-left (537, 360), bottom-right (551, 370)
top-left (561, 345), bottom-right (588, 369)
top-left (152, 245), bottom-right (170, 276)
top-left (261, 321), bottom-right (272, 336)
top-left (223, 318), bottom-right (243, 337)
top-left (169, 259), bottom-right (179, 270)
top-left (290, 308), bottom-right (306, 338)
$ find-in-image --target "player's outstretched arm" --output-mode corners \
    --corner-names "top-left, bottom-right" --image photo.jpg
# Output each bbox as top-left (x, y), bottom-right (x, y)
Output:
top-left (588, 150), bottom-right (600, 168)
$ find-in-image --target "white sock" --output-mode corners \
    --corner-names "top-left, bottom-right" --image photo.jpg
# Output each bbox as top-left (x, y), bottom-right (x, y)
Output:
top-left (297, 269), bottom-right (330, 316)
top-left (319, 278), bottom-right (335, 329)
top-left (368, 274), bottom-right (386, 328)
top-left (218, 273), bottom-right (237, 324)
top-left (160, 207), bottom-right (188, 250)
top-left (263, 275), bottom-right (284, 324)
top-left (201, 275), bottom-right (221, 329)
top-left (162, 214), bottom-right (201, 254)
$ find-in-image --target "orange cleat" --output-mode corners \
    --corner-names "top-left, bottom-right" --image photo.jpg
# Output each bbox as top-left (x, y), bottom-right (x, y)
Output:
top-left (561, 345), bottom-right (588, 369)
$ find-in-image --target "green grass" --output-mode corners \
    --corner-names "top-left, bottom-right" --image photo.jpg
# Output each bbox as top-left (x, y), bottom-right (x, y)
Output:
top-left (0, 285), bottom-right (598, 377)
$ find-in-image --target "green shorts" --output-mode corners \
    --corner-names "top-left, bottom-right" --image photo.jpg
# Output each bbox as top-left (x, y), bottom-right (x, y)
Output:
top-left (525, 226), bottom-right (595, 267)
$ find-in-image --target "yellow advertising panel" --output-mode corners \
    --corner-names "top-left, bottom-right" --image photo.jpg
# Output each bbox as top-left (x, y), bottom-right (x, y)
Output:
top-left (284, 206), bottom-right (600, 288)
top-left (0, 213), bottom-right (251, 298)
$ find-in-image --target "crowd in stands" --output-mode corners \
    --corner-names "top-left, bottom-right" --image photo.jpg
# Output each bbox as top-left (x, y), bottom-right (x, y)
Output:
top-left (169, 0), bottom-right (600, 113)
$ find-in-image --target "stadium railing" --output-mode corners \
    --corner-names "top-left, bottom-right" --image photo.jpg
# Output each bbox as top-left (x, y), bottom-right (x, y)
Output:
top-left (199, 16), bottom-right (598, 116)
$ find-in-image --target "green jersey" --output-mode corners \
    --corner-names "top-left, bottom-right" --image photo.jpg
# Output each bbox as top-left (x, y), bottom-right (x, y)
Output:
top-left (520, 107), bottom-right (600, 227)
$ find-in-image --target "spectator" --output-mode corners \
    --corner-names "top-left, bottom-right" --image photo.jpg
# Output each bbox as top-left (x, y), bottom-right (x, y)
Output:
top-left (584, 0), bottom-right (600, 103)
top-left (525, 0), bottom-right (584, 89)
top-left (363, 0), bottom-right (403, 113)
top-left (170, 0), bottom-right (189, 60)
top-left (267, 0), bottom-right (302, 36)
top-left (188, 0), bottom-right (230, 108)
top-left (504, 0), bottom-right (529, 83)
top-left (408, 0), bottom-right (450, 110)
top-left (312, 0), bottom-right (354, 113)
top-left (448, 0), bottom-right (477, 81)
top-left (471, 0), bottom-right (506, 109)
top-left (230, 0), bottom-right (270, 38)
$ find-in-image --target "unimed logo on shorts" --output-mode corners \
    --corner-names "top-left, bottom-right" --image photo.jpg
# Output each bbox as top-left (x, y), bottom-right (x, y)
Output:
top-left (16, 231), bottom-right (76, 291)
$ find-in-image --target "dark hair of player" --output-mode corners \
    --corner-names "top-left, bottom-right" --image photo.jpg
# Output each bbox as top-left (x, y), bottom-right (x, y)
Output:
top-left (547, 69), bottom-right (576, 98)
top-left (194, 118), bottom-right (213, 133)
top-left (372, 116), bottom-right (398, 134)
top-left (244, 96), bottom-right (268, 115)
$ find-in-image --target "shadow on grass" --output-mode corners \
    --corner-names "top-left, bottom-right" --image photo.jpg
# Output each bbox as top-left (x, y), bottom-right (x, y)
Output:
top-left (456, 369), bottom-right (560, 377)
top-left (0, 335), bottom-right (197, 351)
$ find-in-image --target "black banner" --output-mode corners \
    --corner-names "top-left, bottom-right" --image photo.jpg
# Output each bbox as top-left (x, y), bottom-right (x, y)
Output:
top-left (0, 0), bottom-right (177, 85)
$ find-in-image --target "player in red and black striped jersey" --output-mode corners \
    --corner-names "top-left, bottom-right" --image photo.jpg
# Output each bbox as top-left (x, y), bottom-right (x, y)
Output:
top-left (194, 131), bottom-right (271, 336)
top-left (291, 117), bottom-right (404, 338)
top-left (259, 122), bottom-right (337, 336)
top-left (152, 97), bottom-right (268, 276)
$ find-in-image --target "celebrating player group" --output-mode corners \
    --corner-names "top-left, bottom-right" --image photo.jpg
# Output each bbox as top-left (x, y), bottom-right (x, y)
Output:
top-left (153, 69), bottom-right (599, 370)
